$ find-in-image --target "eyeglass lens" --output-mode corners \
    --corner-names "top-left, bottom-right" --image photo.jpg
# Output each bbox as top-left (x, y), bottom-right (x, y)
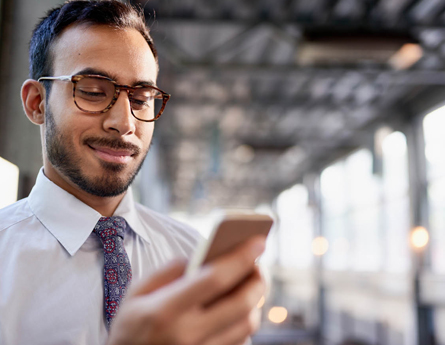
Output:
top-left (74, 77), bottom-right (163, 121)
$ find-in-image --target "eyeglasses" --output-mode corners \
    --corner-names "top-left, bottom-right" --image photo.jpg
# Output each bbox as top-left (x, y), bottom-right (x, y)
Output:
top-left (38, 74), bottom-right (171, 122)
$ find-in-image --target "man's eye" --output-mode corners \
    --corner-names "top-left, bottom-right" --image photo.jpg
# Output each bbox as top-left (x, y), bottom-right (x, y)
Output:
top-left (131, 99), bottom-right (151, 109)
top-left (79, 90), bottom-right (106, 97)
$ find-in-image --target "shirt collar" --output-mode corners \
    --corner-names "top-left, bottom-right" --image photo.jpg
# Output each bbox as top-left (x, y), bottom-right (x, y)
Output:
top-left (113, 187), bottom-right (151, 245)
top-left (28, 168), bottom-right (151, 256)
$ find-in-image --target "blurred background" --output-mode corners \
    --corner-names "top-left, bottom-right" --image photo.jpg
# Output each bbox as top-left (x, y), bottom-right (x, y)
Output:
top-left (3, 0), bottom-right (445, 344)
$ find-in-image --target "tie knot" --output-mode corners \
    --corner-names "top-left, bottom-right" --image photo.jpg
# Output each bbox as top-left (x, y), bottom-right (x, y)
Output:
top-left (93, 216), bottom-right (127, 241)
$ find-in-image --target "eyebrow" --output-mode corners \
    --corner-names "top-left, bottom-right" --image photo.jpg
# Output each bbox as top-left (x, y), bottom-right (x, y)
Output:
top-left (74, 67), bottom-right (156, 87)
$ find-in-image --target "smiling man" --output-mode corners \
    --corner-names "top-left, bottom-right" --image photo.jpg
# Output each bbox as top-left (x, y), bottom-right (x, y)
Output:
top-left (0, 1), bottom-right (266, 345)
top-left (33, 23), bottom-right (160, 215)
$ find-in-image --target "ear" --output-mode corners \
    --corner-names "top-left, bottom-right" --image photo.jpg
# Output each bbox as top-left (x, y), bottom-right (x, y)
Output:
top-left (21, 79), bottom-right (46, 125)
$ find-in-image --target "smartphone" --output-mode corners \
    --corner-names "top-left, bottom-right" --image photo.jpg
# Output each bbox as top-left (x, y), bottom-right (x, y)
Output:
top-left (186, 213), bottom-right (274, 276)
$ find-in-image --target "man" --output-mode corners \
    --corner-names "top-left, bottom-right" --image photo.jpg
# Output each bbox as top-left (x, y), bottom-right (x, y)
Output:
top-left (0, 1), bottom-right (266, 344)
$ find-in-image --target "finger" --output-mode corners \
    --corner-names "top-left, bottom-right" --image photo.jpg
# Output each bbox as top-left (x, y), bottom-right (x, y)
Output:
top-left (199, 267), bottom-right (265, 336)
top-left (168, 268), bottom-right (264, 345)
top-left (162, 236), bottom-right (266, 312)
top-left (202, 308), bottom-right (261, 345)
top-left (128, 259), bottom-right (187, 297)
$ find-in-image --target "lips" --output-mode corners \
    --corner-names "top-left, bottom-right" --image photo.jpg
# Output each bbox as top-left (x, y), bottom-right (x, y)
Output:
top-left (88, 144), bottom-right (135, 164)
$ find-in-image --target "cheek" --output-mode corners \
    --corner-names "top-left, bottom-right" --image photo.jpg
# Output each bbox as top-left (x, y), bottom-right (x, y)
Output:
top-left (48, 83), bottom-right (73, 111)
top-left (49, 112), bottom-right (92, 149)
top-left (48, 90), bottom-right (98, 142)
top-left (47, 91), bottom-right (82, 132)
top-left (137, 124), bottom-right (155, 148)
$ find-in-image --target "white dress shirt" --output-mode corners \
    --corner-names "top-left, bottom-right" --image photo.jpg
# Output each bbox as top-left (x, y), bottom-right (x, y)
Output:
top-left (0, 169), bottom-right (201, 345)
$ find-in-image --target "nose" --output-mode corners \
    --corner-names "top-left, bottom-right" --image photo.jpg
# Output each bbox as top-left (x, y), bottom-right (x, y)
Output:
top-left (102, 90), bottom-right (136, 136)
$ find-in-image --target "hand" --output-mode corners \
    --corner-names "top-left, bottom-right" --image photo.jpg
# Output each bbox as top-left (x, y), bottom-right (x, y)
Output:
top-left (107, 236), bottom-right (266, 345)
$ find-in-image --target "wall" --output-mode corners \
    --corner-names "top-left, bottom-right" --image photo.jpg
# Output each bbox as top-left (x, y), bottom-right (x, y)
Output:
top-left (0, 0), bottom-right (64, 197)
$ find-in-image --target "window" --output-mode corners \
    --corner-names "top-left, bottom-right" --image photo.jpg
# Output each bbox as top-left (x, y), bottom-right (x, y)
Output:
top-left (320, 137), bottom-right (410, 273)
top-left (381, 131), bottom-right (410, 273)
top-left (0, 157), bottom-right (19, 208)
top-left (424, 106), bottom-right (445, 273)
top-left (321, 149), bottom-right (382, 271)
top-left (321, 160), bottom-right (349, 270)
top-left (275, 185), bottom-right (314, 269)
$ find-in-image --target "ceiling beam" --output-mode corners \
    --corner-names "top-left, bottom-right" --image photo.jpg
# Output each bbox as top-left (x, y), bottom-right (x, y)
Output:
top-left (149, 15), bottom-right (445, 29)
top-left (169, 97), bottom-right (361, 109)
top-left (201, 23), bottom-right (265, 61)
top-left (170, 62), bottom-right (445, 85)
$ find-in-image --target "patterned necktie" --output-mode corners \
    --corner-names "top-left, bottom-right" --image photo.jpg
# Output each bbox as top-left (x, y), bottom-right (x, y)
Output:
top-left (93, 216), bottom-right (132, 329)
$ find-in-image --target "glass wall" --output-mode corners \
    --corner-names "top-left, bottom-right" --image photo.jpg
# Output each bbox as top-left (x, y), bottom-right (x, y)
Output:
top-left (321, 149), bottom-right (382, 272)
top-left (424, 106), bottom-right (445, 273)
top-left (320, 131), bottom-right (410, 273)
top-left (275, 184), bottom-right (314, 269)
top-left (381, 131), bottom-right (410, 273)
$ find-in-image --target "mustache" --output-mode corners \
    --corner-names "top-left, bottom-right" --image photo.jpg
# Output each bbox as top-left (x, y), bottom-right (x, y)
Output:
top-left (83, 137), bottom-right (141, 156)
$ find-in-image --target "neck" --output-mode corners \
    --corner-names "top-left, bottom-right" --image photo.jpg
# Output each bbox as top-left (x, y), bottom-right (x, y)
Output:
top-left (43, 162), bottom-right (125, 217)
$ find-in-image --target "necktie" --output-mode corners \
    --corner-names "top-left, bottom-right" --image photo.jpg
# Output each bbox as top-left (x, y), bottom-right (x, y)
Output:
top-left (93, 216), bottom-right (133, 329)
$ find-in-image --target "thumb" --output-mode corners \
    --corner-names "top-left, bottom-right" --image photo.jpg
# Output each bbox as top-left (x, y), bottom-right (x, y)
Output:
top-left (129, 259), bottom-right (187, 297)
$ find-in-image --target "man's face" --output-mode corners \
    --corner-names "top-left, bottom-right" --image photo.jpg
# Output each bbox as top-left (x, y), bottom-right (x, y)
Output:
top-left (43, 24), bottom-right (157, 197)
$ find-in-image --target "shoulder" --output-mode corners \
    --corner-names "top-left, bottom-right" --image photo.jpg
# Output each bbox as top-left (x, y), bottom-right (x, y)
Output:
top-left (134, 203), bottom-right (203, 250)
top-left (0, 198), bottom-right (34, 232)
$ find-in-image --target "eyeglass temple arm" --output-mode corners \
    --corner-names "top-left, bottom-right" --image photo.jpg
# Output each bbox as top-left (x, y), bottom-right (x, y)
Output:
top-left (37, 75), bottom-right (72, 82)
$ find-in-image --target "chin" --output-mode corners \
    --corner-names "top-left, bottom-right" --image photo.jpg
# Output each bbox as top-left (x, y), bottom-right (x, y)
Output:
top-left (73, 172), bottom-right (131, 197)
top-left (99, 160), bottom-right (127, 173)
top-left (72, 161), bottom-right (142, 198)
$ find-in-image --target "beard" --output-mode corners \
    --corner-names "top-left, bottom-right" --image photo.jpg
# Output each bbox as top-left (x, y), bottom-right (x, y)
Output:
top-left (45, 107), bottom-right (148, 197)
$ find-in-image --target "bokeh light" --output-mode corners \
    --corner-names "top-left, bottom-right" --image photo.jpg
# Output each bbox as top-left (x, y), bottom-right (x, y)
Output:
top-left (268, 306), bottom-right (288, 324)
top-left (312, 236), bottom-right (329, 256)
top-left (411, 226), bottom-right (429, 249)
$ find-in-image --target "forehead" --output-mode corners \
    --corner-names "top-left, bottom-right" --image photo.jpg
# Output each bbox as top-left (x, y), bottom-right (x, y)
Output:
top-left (50, 24), bottom-right (158, 84)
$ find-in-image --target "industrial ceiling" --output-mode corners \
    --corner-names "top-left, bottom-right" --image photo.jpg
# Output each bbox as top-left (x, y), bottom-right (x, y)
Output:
top-left (131, 0), bottom-right (445, 212)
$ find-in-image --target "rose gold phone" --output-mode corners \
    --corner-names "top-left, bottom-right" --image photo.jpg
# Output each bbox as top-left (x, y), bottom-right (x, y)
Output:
top-left (186, 214), bottom-right (274, 276)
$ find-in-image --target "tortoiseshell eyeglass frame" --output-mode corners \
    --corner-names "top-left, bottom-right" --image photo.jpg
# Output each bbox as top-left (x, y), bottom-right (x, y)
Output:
top-left (37, 74), bottom-right (171, 122)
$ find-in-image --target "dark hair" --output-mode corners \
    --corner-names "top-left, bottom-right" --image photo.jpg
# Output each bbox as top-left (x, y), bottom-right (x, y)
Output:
top-left (29, 0), bottom-right (157, 81)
